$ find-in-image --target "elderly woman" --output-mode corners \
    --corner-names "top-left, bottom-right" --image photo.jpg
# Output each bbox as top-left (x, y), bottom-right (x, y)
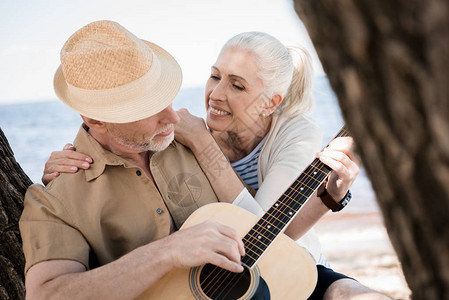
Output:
top-left (42, 32), bottom-right (389, 299)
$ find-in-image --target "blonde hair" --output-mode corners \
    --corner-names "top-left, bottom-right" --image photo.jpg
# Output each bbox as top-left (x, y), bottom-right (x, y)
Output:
top-left (222, 32), bottom-right (314, 115)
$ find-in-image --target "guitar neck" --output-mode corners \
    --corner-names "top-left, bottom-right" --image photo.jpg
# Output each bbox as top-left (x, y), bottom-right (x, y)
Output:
top-left (241, 126), bottom-right (350, 268)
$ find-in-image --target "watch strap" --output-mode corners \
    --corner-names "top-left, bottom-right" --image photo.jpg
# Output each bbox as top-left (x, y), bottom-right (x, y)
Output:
top-left (319, 189), bottom-right (352, 212)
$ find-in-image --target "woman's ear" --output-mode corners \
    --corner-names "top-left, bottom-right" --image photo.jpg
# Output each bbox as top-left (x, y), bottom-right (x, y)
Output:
top-left (261, 94), bottom-right (283, 117)
top-left (81, 116), bottom-right (107, 133)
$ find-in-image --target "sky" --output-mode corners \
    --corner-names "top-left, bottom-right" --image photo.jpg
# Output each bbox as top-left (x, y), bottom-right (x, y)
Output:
top-left (0, 0), bottom-right (323, 104)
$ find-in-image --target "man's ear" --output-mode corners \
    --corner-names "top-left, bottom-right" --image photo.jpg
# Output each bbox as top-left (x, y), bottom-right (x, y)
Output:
top-left (81, 116), bottom-right (107, 133)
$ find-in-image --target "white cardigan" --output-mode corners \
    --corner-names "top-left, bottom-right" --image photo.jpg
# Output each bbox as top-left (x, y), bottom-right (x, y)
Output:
top-left (233, 111), bottom-right (323, 263)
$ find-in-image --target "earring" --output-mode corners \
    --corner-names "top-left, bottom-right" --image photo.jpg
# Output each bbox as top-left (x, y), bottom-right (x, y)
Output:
top-left (262, 113), bottom-right (267, 118)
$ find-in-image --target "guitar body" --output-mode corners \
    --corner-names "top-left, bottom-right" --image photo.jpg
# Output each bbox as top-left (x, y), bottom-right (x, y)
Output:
top-left (136, 203), bottom-right (317, 300)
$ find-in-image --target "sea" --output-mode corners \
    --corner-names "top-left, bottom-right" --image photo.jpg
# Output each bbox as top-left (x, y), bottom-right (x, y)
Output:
top-left (0, 76), bottom-right (378, 213)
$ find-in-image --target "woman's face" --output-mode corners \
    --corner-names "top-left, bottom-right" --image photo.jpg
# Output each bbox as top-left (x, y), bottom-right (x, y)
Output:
top-left (204, 47), bottom-right (270, 136)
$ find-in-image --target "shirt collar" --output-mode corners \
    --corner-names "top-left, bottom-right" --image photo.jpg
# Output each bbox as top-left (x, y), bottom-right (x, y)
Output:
top-left (73, 124), bottom-right (132, 182)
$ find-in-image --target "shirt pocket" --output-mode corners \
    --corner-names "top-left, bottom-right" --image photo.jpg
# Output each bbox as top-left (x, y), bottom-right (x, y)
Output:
top-left (165, 172), bottom-right (217, 228)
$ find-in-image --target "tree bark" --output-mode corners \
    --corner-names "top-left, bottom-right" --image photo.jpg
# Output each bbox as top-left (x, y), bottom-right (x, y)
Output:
top-left (293, 0), bottom-right (449, 299)
top-left (0, 128), bottom-right (32, 299)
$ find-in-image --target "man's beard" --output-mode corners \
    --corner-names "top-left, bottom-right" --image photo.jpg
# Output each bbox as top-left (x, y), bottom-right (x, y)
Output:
top-left (110, 125), bottom-right (174, 152)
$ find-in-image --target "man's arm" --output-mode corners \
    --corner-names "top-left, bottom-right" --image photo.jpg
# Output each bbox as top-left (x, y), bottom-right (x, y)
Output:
top-left (26, 221), bottom-right (245, 300)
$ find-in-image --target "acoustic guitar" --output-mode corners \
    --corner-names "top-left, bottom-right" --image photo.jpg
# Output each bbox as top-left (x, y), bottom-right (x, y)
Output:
top-left (137, 127), bottom-right (349, 300)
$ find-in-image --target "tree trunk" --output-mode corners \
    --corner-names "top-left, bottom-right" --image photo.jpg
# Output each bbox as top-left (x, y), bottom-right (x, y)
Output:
top-left (0, 128), bottom-right (32, 299)
top-left (293, 0), bottom-right (449, 299)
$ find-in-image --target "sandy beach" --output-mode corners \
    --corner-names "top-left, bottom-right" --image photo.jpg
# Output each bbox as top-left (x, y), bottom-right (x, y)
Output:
top-left (314, 204), bottom-right (411, 299)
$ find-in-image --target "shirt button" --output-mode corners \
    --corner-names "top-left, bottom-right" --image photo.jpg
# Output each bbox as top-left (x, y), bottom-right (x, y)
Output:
top-left (136, 170), bottom-right (142, 176)
top-left (156, 208), bottom-right (163, 214)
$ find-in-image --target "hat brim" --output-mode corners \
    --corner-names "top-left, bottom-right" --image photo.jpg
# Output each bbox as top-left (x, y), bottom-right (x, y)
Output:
top-left (54, 40), bottom-right (182, 123)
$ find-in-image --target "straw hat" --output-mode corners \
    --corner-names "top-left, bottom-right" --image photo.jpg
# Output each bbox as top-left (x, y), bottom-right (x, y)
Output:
top-left (54, 20), bottom-right (182, 123)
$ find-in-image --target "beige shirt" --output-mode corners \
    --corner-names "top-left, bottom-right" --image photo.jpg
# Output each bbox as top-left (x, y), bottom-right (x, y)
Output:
top-left (19, 125), bottom-right (219, 273)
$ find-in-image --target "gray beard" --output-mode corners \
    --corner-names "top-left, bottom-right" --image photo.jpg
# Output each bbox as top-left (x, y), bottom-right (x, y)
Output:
top-left (112, 131), bottom-right (174, 152)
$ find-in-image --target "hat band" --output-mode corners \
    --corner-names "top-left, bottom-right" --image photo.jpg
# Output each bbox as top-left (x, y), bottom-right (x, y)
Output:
top-left (64, 51), bottom-right (162, 109)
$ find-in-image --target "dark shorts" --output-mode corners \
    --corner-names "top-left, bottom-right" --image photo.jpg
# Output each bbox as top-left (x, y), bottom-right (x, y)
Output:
top-left (308, 265), bottom-right (352, 300)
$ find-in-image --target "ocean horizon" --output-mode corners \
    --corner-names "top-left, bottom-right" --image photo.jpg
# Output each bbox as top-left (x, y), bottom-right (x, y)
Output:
top-left (0, 76), bottom-right (378, 213)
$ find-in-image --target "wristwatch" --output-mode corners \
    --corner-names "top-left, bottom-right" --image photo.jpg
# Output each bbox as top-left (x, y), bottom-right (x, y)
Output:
top-left (319, 188), bottom-right (352, 212)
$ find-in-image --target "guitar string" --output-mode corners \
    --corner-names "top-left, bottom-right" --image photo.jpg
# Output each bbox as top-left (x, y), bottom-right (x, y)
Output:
top-left (198, 127), bottom-right (349, 298)
top-left (198, 128), bottom-right (349, 298)
top-left (206, 128), bottom-right (350, 298)
top-left (207, 160), bottom-right (330, 299)
top-left (245, 127), bottom-right (350, 254)
top-left (244, 157), bottom-right (331, 255)
top-left (200, 159), bottom-right (330, 298)
top-left (201, 150), bottom-right (346, 297)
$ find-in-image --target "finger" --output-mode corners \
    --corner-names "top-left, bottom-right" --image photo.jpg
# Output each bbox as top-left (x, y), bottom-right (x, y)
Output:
top-left (208, 253), bottom-right (244, 273)
top-left (319, 150), bottom-right (360, 199)
top-left (48, 149), bottom-right (93, 163)
top-left (63, 143), bottom-right (75, 150)
top-left (319, 147), bottom-right (360, 173)
top-left (326, 137), bottom-right (358, 160)
top-left (47, 158), bottom-right (91, 172)
top-left (58, 150), bottom-right (93, 163)
top-left (42, 172), bottom-right (60, 186)
top-left (213, 238), bottom-right (244, 268)
top-left (46, 164), bottom-right (81, 175)
top-left (319, 154), bottom-right (350, 183)
top-left (216, 224), bottom-right (245, 257)
top-left (318, 151), bottom-right (355, 187)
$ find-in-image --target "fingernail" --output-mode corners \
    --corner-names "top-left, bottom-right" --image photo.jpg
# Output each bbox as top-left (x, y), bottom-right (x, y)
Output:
top-left (82, 162), bottom-right (90, 168)
top-left (70, 166), bottom-right (78, 172)
top-left (85, 157), bottom-right (93, 163)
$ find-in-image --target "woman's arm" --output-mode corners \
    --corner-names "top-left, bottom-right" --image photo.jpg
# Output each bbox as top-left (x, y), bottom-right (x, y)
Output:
top-left (175, 109), bottom-right (264, 216)
top-left (284, 137), bottom-right (361, 240)
top-left (255, 117), bottom-right (360, 240)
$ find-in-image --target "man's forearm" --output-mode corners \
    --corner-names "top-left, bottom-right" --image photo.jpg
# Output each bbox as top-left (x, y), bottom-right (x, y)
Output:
top-left (26, 239), bottom-right (174, 300)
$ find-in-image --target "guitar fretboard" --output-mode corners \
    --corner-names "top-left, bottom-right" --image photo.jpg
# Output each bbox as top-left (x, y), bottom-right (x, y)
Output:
top-left (241, 126), bottom-right (350, 268)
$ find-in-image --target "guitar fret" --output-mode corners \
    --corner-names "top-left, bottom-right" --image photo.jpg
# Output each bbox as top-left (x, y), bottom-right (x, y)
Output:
top-left (252, 220), bottom-right (279, 240)
top-left (288, 185), bottom-right (313, 199)
top-left (265, 209), bottom-right (290, 227)
top-left (310, 162), bottom-right (331, 174)
top-left (253, 220), bottom-right (281, 238)
top-left (242, 251), bottom-right (259, 263)
top-left (244, 239), bottom-right (267, 255)
top-left (242, 254), bottom-right (256, 266)
top-left (262, 207), bottom-right (288, 228)
top-left (241, 126), bottom-right (350, 268)
top-left (266, 201), bottom-right (296, 219)
top-left (279, 194), bottom-right (304, 210)
top-left (244, 229), bottom-right (272, 248)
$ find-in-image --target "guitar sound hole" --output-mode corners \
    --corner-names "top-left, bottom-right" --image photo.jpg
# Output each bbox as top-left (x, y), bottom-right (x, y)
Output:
top-left (199, 263), bottom-right (252, 300)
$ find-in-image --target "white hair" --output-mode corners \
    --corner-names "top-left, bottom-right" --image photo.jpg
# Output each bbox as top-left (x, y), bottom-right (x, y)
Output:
top-left (222, 32), bottom-right (314, 115)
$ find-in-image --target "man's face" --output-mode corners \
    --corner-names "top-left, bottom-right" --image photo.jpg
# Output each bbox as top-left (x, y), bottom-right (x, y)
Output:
top-left (105, 104), bottom-right (180, 153)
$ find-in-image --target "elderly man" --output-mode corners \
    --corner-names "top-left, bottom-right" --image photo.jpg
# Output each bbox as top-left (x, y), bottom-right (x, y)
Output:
top-left (19, 20), bottom-right (258, 300)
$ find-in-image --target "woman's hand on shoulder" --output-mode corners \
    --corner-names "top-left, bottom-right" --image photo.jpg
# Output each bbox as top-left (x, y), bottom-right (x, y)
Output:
top-left (175, 108), bottom-right (211, 151)
top-left (317, 137), bottom-right (361, 200)
top-left (42, 143), bottom-right (93, 186)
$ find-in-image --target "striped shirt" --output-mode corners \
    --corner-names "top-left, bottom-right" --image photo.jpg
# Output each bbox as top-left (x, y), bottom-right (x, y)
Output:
top-left (231, 135), bottom-right (268, 191)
